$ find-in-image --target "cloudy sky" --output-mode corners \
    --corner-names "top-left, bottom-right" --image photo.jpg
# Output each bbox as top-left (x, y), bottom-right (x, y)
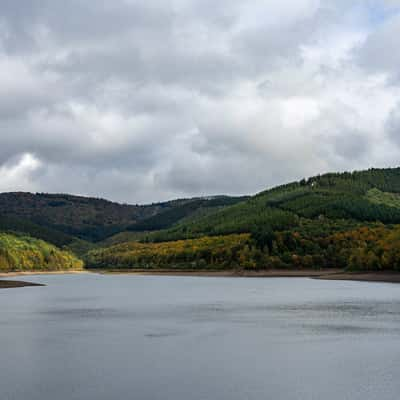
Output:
top-left (1, 0), bottom-right (400, 203)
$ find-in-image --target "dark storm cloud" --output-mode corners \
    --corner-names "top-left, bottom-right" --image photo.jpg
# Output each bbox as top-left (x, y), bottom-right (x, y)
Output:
top-left (1, 0), bottom-right (400, 202)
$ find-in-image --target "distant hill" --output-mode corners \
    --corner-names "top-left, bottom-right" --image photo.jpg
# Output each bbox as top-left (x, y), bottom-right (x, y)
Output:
top-left (85, 167), bottom-right (400, 272)
top-left (4, 167), bottom-right (400, 273)
top-left (0, 192), bottom-right (246, 242)
top-left (0, 214), bottom-right (76, 247)
top-left (0, 192), bottom-right (160, 241)
top-left (125, 196), bottom-right (248, 232)
top-left (146, 167), bottom-right (400, 242)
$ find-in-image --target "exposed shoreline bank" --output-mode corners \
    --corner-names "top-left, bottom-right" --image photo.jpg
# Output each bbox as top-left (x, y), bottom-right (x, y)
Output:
top-left (0, 280), bottom-right (45, 289)
top-left (316, 272), bottom-right (400, 284)
top-left (0, 270), bottom-right (87, 278)
top-left (1, 269), bottom-right (400, 286)
top-left (97, 268), bottom-right (400, 283)
top-left (0, 270), bottom-right (86, 288)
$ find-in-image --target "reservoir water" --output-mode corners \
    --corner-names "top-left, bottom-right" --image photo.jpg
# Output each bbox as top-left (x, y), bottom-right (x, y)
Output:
top-left (1, 274), bottom-right (400, 400)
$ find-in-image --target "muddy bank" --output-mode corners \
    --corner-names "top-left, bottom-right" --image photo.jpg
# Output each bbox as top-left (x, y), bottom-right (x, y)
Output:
top-left (0, 280), bottom-right (45, 289)
top-left (0, 270), bottom-right (87, 278)
top-left (98, 268), bottom-right (342, 278)
top-left (2, 268), bottom-right (400, 285)
top-left (98, 268), bottom-right (400, 283)
top-left (316, 272), bottom-right (400, 284)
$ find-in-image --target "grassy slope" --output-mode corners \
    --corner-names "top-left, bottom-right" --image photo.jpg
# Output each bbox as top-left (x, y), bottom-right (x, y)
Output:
top-left (366, 188), bottom-right (400, 208)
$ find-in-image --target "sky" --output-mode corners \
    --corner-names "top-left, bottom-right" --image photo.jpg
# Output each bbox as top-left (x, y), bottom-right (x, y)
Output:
top-left (1, 0), bottom-right (400, 203)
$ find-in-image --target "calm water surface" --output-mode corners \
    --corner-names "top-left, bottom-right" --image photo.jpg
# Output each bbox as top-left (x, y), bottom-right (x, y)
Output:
top-left (1, 274), bottom-right (400, 400)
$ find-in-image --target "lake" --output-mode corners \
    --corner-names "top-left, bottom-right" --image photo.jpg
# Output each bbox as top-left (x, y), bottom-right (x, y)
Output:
top-left (1, 274), bottom-right (400, 400)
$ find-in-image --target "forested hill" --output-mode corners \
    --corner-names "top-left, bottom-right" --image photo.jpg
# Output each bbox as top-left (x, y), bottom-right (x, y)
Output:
top-left (2, 168), bottom-right (400, 246)
top-left (86, 167), bottom-right (400, 272)
top-left (0, 232), bottom-right (83, 272)
top-left (4, 167), bottom-right (400, 273)
top-left (0, 192), bottom-right (246, 242)
top-left (146, 167), bottom-right (400, 242)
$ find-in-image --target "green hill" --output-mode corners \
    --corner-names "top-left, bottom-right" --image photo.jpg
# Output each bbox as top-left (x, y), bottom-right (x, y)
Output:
top-left (5, 167), bottom-right (400, 272)
top-left (0, 193), bottom-right (244, 242)
top-left (145, 168), bottom-right (400, 242)
top-left (0, 215), bottom-right (76, 247)
top-left (86, 167), bottom-right (400, 272)
top-left (126, 196), bottom-right (247, 232)
top-left (0, 233), bottom-right (83, 272)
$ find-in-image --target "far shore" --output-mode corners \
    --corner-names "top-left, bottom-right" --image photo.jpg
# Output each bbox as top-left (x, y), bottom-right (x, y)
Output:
top-left (2, 268), bottom-right (400, 286)
top-left (98, 268), bottom-right (343, 277)
top-left (97, 268), bottom-right (400, 283)
top-left (316, 272), bottom-right (400, 284)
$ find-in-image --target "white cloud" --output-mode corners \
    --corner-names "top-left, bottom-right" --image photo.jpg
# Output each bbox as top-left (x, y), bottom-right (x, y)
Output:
top-left (0, 1), bottom-right (399, 202)
top-left (0, 153), bottom-right (43, 192)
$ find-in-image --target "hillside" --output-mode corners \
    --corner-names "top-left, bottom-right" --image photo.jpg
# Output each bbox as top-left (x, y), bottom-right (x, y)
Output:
top-left (86, 234), bottom-right (251, 269)
top-left (86, 167), bottom-right (400, 272)
top-left (0, 214), bottom-right (76, 247)
top-left (4, 167), bottom-right (400, 272)
top-left (0, 192), bottom-right (162, 241)
top-left (145, 168), bottom-right (400, 242)
top-left (0, 233), bottom-right (83, 272)
top-left (0, 193), bottom-right (245, 242)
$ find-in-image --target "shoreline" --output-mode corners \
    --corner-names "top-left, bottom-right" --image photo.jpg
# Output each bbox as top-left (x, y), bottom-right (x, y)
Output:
top-left (0, 280), bottom-right (45, 289)
top-left (0, 270), bottom-right (87, 288)
top-left (316, 272), bottom-right (400, 284)
top-left (96, 268), bottom-right (400, 283)
top-left (98, 268), bottom-right (343, 277)
top-left (0, 270), bottom-right (88, 278)
top-left (1, 268), bottom-right (400, 285)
